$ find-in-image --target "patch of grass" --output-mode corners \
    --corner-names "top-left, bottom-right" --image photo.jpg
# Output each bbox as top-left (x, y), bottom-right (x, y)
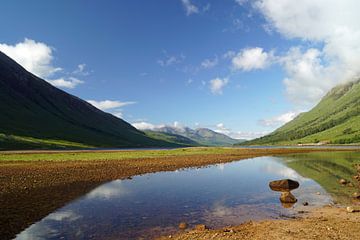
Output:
top-left (0, 147), bottom-right (241, 162)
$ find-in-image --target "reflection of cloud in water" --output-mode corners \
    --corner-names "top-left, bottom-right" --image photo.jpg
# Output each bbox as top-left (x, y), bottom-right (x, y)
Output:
top-left (217, 163), bottom-right (225, 171)
top-left (86, 180), bottom-right (129, 199)
top-left (211, 202), bottom-right (233, 217)
top-left (16, 210), bottom-right (81, 240)
top-left (47, 210), bottom-right (81, 221)
top-left (262, 163), bottom-right (309, 182)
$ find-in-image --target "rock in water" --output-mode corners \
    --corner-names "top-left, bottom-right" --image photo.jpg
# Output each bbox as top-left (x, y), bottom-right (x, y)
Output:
top-left (178, 222), bottom-right (188, 230)
top-left (280, 192), bottom-right (297, 203)
top-left (194, 224), bottom-right (208, 231)
top-left (269, 179), bottom-right (300, 192)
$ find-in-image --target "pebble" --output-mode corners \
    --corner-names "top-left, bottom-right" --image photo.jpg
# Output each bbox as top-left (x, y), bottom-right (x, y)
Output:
top-left (178, 222), bottom-right (188, 230)
top-left (346, 206), bottom-right (360, 213)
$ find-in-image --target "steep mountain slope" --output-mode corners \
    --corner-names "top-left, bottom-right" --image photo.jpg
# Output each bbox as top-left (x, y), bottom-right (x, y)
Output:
top-left (0, 51), bottom-right (178, 150)
top-left (244, 80), bottom-right (360, 145)
top-left (149, 126), bottom-right (242, 146)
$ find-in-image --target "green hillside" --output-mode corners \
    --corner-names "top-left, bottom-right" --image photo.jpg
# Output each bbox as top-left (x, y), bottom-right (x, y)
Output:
top-left (148, 126), bottom-right (243, 146)
top-left (144, 130), bottom-right (200, 147)
top-left (243, 80), bottom-right (360, 145)
top-left (0, 51), bottom-right (179, 150)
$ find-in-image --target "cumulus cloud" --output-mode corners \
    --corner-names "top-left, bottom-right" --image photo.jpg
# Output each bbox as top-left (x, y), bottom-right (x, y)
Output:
top-left (259, 110), bottom-right (301, 127)
top-left (181, 0), bottom-right (199, 16)
top-left (132, 121), bottom-right (184, 131)
top-left (132, 122), bottom-right (157, 130)
top-left (0, 38), bottom-right (61, 78)
top-left (254, 0), bottom-right (360, 106)
top-left (0, 38), bottom-right (85, 89)
top-left (87, 100), bottom-right (136, 111)
top-left (47, 77), bottom-right (84, 89)
top-left (209, 78), bottom-right (229, 95)
top-left (232, 47), bottom-right (272, 71)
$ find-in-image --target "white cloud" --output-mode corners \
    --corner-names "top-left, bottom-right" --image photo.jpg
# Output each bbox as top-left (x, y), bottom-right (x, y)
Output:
top-left (47, 77), bottom-right (84, 89)
top-left (209, 77), bottom-right (229, 95)
top-left (0, 38), bottom-right (61, 78)
top-left (230, 131), bottom-right (269, 140)
top-left (157, 53), bottom-right (185, 67)
top-left (201, 57), bottom-right (218, 69)
top-left (132, 122), bottom-right (158, 130)
top-left (87, 100), bottom-right (136, 111)
top-left (73, 63), bottom-right (89, 76)
top-left (223, 50), bottom-right (236, 59)
top-left (259, 110), bottom-right (301, 127)
top-left (181, 0), bottom-right (199, 16)
top-left (0, 38), bottom-right (86, 89)
top-left (255, 0), bottom-right (360, 106)
top-left (87, 180), bottom-right (129, 199)
top-left (132, 121), bottom-right (184, 131)
top-left (235, 0), bottom-right (247, 5)
top-left (213, 123), bottom-right (269, 140)
top-left (232, 47), bottom-right (272, 71)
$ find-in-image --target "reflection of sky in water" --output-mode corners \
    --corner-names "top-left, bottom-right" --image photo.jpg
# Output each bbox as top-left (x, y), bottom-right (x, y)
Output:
top-left (16, 156), bottom-right (332, 240)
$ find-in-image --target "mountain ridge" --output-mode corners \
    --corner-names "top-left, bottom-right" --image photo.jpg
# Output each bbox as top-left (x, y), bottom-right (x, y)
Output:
top-left (141, 126), bottom-right (243, 146)
top-left (242, 79), bottom-right (360, 145)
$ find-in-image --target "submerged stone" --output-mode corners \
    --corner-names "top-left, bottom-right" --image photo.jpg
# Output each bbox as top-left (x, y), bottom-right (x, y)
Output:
top-left (178, 222), bottom-right (188, 230)
top-left (280, 192), bottom-right (297, 204)
top-left (269, 179), bottom-right (300, 192)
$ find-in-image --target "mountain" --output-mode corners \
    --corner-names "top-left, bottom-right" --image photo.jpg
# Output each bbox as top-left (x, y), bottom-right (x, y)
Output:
top-left (0, 51), bottom-right (183, 150)
top-left (243, 80), bottom-right (360, 145)
top-left (147, 126), bottom-right (242, 146)
top-left (144, 130), bottom-right (200, 147)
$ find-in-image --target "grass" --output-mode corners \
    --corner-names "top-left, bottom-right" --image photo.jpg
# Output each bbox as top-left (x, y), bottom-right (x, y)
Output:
top-left (0, 147), bottom-right (242, 162)
top-left (244, 80), bottom-right (360, 145)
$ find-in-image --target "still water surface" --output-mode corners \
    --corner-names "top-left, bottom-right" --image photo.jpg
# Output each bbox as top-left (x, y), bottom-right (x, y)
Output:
top-left (16, 155), bottom-right (335, 239)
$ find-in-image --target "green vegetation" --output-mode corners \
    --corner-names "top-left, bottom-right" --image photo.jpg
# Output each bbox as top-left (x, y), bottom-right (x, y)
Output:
top-left (281, 151), bottom-right (359, 203)
top-left (0, 147), bottom-right (240, 162)
top-left (150, 127), bottom-right (243, 146)
top-left (144, 130), bottom-right (200, 147)
top-left (243, 80), bottom-right (360, 145)
top-left (0, 52), bottom-right (185, 150)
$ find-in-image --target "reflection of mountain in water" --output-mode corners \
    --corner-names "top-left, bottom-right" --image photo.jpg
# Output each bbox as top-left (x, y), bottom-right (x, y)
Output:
top-left (279, 151), bottom-right (359, 203)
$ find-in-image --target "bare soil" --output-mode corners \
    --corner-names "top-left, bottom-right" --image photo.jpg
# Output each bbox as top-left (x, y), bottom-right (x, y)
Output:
top-left (158, 206), bottom-right (360, 240)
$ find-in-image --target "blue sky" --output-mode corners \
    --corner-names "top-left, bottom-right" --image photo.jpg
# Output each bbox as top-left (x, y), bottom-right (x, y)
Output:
top-left (1, 0), bottom-right (359, 139)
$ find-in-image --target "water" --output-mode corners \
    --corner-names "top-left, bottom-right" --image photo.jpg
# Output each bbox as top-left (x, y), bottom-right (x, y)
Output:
top-left (16, 156), bottom-right (335, 240)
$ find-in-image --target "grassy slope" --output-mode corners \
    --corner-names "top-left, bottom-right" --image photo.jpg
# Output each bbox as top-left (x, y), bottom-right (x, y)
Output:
top-left (0, 52), bottom-right (177, 150)
top-left (144, 130), bottom-right (200, 147)
top-left (244, 80), bottom-right (360, 145)
top-left (281, 152), bottom-right (359, 203)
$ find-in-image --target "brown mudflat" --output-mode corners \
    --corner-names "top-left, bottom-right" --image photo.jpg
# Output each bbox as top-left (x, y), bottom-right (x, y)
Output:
top-left (157, 206), bottom-right (360, 240)
top-left (0, 147), bottom-right (357, 239)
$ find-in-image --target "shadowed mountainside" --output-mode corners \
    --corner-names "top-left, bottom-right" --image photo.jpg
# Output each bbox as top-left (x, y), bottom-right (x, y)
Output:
top-left (0, 51), bottom-right (184, 150)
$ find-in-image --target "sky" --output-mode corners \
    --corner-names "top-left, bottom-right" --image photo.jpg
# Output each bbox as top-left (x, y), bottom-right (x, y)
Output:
top-left (1, 0), bottom-right (360, 139)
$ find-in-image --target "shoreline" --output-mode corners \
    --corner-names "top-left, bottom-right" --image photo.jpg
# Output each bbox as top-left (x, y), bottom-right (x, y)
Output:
top-left (0, 147), bottom-right (359, 239)
top-left (157, 205), bottom-right (360, 240)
